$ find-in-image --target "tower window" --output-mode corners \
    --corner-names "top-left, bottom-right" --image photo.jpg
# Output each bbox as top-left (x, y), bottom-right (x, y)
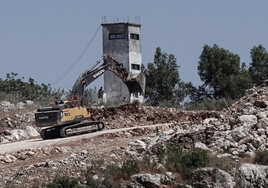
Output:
top-left (131, 64), bottom-right (140, 70)
top-left (109, 33), bottom-right (123, 40)
top-left (130, 33), bottom-right (139, 40)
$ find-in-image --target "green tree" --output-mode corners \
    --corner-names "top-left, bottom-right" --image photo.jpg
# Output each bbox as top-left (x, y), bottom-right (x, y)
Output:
top-left (186, 83), bottom-right (211, 103)
top-left (198, 44), bottom-right (252, 100)
top-left (145, 47), bottom-right (183, 105)
top-left (0, 73), bottom-right (64, 104)
top-left (249, 45), bottom-right (268, 86)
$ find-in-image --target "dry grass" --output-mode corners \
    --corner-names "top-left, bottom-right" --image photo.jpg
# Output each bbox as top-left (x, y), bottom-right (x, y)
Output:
top-left (206, 153), bottom-right (235, 173)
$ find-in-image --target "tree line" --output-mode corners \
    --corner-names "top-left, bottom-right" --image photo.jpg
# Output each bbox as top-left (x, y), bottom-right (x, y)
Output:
top-left (144, 44), bottom-right (268, 109)
top-left (1, 44), bottom-right (267, 109)
top-left (0, 72), bottom-right (64, 104)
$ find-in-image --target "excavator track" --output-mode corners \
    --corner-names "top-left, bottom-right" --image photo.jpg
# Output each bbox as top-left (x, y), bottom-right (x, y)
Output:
top-left (40, 121), bottom-right (105, 140)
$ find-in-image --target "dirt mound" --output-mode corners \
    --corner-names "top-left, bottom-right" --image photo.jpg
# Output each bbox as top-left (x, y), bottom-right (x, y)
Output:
top-left (89, 104), bottom-right (220, 129)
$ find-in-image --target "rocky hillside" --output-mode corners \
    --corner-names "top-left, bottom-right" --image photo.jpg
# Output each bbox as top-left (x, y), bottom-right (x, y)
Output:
top-left (1, 86), bottom-right (268, 187)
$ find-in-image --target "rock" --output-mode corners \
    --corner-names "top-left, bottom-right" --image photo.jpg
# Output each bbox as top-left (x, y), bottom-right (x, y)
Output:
top-left (16, 102), bottom-right (25, 109)
top-left (26, 100), bottom-right (34, 106)
top-left (194, 142), bottom-right (211, 151)
top-left (238, 135), bottom-right (253, 145)
top-left (192, 167), bottom-right (235, 188)
top-left (165, 172), bottom-right (175, 180)
top-left (126, 140), bottom-right (147, 154)
top-left (231, 125), bottom-right (250, 142)
top-left (155, 163), bottom-right (165, 172)
top-left (6, 129), bottom-right (28, 140)
top-left (256, 111), bottom-right (267, 119)
top-left (25, 126), bottom-right (39, 137)
top-left (257, 118), bottom-right (268, 129)
top-left (127, 181), bottom-right (145, 188)
top-left (254, 100), bottom-right (268, 108)
top-left (203, 118), bottom-right (217, 125)
top-left (238, 115), bottom-right (257, 125)
top-left (252, 137), bottom-right (263, 149)
top-left (0, 101), bottom-right (15, 112)
top-left (257, 128), bottom-right (266, 136)
top-left (92, 174), bottom-right (98, 180)
top-left (237, 163), bottom-right (268, 188)
top-left (131, 173), bottom-right (172, 188)
top-left (2, 154), bottom-right (17, 163)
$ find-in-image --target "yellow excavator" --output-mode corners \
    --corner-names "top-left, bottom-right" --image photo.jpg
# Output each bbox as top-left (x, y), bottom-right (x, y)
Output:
top-left (35, 54), bottom-right (134, 139)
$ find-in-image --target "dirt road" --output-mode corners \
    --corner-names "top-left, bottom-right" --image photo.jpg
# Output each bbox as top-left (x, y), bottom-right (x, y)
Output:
top-left (0, 123), bottom-right (172, 155)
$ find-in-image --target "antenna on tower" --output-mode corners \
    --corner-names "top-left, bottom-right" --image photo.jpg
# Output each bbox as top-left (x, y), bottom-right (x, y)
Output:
top-left (102, 15), bottom-right (107, 23)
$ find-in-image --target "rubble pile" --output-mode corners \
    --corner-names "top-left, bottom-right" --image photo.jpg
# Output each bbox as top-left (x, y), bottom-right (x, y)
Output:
top-left (0, 103), bottom-right (219, 144)
top-left (90, 103), bottom-right (220, 129)
top-left (0, 111), bottom-right (38, 143)
top-left (2, 86), bottom-right (268, 187)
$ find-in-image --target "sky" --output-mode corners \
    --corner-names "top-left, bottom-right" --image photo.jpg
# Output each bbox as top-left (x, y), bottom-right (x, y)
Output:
top-left (1, 1), bottom-right (268, 92)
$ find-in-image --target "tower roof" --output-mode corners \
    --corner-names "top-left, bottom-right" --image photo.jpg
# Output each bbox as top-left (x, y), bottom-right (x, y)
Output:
top-left (101, 22), bottom-right (141, 27)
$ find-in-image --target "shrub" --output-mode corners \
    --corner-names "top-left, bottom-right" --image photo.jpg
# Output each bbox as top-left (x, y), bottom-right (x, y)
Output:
top-left (166, 144), bottom-right (183, 172)
top-left (85, 176), bottom-right (100, 188)
top-left (157, 145), bottom-right (166, 163)
top-left (121, 160), bottom-right (140, 179)
top-left (254, 150), bottom-right (268, 165)
top-left (46, 175), bottom-right (80, 188)
top-left (181, 148), bottom-right (209, 168)
top-left (101, 160), bottom-right (140, 187)
top-left (102, 164), bottom-right (121, 187)
top-left (139, 154), bottom-right (159, 173)
top-left (184, 98), bottom-right (235, 111)
top-left (84, 167), bottom-right (101, 188)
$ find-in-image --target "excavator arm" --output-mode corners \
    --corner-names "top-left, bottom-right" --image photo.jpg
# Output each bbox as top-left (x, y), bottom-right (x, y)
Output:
top-left (71, 54), bottom-right (129, 98)
top-left (35, 54), bottom-right (145, 139)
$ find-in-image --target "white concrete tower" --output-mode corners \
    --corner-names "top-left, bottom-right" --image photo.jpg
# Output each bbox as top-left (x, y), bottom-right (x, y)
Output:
top-left (101, 22), bottom-right (145, 103)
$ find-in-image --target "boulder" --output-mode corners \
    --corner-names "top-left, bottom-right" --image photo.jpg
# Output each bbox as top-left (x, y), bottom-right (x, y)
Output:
top-left (192, 167), bottom-right (235, 188)
top-left (238, 115), bottom-right (257, 125)
top-left (236, 163), bottom-right (268, 188)
top-left (0, 101), bottom-right (15, 112)
top-left (26, 100), bottom-right (34, 106)
top-left (130, 173), bottom-right (172, 188)
top-left (231, 125), bottom-right (250, 142)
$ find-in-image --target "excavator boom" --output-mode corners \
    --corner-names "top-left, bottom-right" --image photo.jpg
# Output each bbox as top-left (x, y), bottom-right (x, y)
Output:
top-left (71, 54), bottom-right (129, 98)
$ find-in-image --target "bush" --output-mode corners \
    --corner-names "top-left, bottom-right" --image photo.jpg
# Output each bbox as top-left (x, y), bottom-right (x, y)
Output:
top-left (184, 98), bottom-right (235, 111)
top-left (254, 150), bottom-right (268, 165)
top-left (156, 145), bottom-right (166, 163)
top-left (166, 144), bottom-right (183, 172)
top-left (84, 167), bottom-right (101, 188)
top-left (121, 160), bottom-right (140, 179)
top-left (181, 148), bottom-right (209, 168)
top-left (46, 175), bottom-right (80, 188)
top-left (0, 73), bottom-right (64, 105)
